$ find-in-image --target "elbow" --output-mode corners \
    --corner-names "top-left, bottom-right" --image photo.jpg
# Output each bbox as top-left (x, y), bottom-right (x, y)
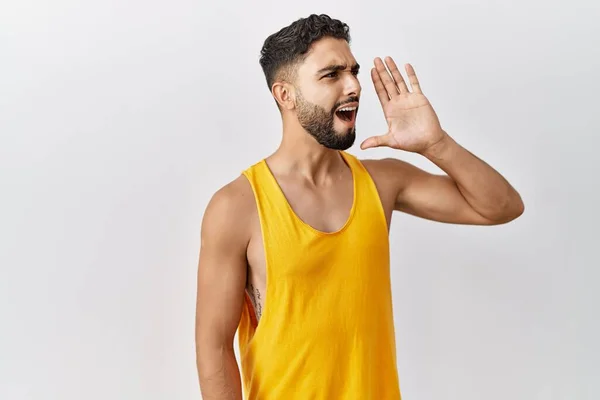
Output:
top-left (477, 188), bottom-right (525, 225)
top-left (508, 190), bottom-right (525, 220)
top-left (514, 197), bottom-right (525, 218)
top-left (492, 193), bottom-right (525, 224)
top-left (196, 340), bottom-right (236, 377)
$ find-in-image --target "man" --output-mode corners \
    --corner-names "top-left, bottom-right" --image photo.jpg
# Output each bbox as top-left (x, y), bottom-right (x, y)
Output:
top-left (195, 14), bottom-right (524, 400)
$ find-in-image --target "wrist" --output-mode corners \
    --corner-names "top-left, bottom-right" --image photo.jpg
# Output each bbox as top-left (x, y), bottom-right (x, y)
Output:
top-left (421, 131), bottom-right (454, 160)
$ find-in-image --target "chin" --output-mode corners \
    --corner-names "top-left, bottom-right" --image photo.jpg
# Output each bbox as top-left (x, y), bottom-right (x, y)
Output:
top-left (331, 132), bottom-right (356, 150)
top-left (333, 121), bottom-right (354, 133)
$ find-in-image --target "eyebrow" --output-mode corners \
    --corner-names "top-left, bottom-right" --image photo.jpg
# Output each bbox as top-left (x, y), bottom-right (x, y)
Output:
top-left (316, 62), bottom-right (360, 76)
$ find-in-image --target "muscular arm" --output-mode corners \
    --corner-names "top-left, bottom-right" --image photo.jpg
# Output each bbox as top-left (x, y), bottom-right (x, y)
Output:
top-left (195, 180), bottom-right (250, 399)
top-left (363, 58), bottom-right (524, 225)
top-left (415, 134), bottom-right (524, 223)
top-left (374, 136), bottom-right (524, 225)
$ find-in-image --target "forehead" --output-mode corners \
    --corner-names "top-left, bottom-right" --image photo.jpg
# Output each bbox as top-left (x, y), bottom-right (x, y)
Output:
top-left (299, 37), bottom-right (357, 73)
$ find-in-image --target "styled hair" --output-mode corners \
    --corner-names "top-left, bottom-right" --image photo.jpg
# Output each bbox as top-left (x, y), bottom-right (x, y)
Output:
top-left (259, 14), bottom-right (351, 90)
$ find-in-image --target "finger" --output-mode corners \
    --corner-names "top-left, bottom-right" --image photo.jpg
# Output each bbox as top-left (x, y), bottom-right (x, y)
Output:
top-left (374, 57), bottom-right (399, 99)
top-left (360, 133), bottom-right (391, 150)
top-left (371, 67), bottom-right (389, 107)
top-left (384, 57), bottom-right (409, 93)
top-left (405, 63), bottom-right (422, 94)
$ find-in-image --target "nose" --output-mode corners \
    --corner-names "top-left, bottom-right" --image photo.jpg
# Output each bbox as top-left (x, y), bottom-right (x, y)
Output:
top-left (344, 73), bottom-right (361, 98)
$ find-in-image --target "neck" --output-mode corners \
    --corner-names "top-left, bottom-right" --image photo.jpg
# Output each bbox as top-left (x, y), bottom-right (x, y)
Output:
top-left (267, 118), bottom-right (347, 183)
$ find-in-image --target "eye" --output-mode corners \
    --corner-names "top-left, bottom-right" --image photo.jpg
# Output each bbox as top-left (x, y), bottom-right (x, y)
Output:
top-left (352, 69), bottom-right (360, 76)
top-left (324, 72), bottom-right (338, 78)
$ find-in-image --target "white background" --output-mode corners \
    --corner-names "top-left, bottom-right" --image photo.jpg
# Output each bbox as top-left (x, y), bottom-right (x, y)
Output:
top-left (1, 1), bottom-right (599, 399)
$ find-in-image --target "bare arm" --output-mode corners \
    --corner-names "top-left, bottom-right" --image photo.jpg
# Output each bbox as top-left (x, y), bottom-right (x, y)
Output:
top-left (377, 139), bottom-right (524, 225)
top-left (416, 133), bottom-right (524, 223)
top-left (362, 58), bottom-right (524, 225)
top-left (195, 181), bottom-right (250, 399)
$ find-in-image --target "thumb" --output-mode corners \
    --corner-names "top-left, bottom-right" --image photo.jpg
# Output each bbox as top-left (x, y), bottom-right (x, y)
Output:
top-left (360, 133), bottom-right (390, 150)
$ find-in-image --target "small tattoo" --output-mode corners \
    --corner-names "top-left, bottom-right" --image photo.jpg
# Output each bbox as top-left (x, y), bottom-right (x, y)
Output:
top-left (249, 283), bottom-right (262, 321)
top-left (255, 286), bottom-right (262, 319)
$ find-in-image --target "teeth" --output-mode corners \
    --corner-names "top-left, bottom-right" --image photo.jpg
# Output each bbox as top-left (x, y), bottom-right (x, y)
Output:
top-left (338, 106), bottom-right (357, 112)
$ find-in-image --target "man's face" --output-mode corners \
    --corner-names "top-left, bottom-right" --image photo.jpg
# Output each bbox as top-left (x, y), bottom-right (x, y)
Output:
top-left (292, 37), bottom-right (361, 150)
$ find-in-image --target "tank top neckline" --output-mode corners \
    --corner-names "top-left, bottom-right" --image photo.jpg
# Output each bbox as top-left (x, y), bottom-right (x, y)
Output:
top-left (259, 150), bottom-right (358, 236)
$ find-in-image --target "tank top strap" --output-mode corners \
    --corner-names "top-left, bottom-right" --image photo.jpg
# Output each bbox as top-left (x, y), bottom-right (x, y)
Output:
top-left (241, 159), bottom-right (300, 235)
top-left (339, 151), bottom-right (388, 229)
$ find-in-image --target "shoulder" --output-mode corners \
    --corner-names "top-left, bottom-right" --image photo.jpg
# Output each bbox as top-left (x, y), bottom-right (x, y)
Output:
top-left (358, 157), bottom-right (416, 191)
top-left (359, 156), bottom-right (437, 204)
top-left (201, 175), bottom-right (256, 249)
top-left (359, 157), bottom-right (417, 173)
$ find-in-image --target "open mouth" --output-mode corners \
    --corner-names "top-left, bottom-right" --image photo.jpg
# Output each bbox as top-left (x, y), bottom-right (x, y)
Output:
top-left (335, 106), bottom-right (357, 123)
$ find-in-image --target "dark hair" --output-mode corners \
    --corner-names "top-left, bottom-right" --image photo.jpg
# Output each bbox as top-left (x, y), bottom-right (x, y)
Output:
top-left (259, 14), bottom-right (351, 90)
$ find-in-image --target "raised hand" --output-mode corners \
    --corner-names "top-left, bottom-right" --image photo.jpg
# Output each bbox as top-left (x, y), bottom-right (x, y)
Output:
top-left (360, 57), bottom-right (446, 153)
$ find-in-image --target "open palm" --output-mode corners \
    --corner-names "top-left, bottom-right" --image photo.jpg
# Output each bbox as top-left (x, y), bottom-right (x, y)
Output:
top-left (360, 57), bottom-right (445, 153)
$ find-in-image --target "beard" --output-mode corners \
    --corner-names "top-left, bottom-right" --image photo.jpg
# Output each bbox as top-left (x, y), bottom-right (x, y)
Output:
top-left (295, 90), bottom-right (357, 151)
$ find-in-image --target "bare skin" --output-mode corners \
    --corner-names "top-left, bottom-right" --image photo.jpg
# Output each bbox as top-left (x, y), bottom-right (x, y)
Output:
top-left (195, 36), bottom-right (524, 399)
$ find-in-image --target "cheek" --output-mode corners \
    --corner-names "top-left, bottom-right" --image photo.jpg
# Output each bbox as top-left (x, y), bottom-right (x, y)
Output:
top-left (321, 96), bottom-right (339, 113)
top-left (306, 86), bottom-right (337, 108)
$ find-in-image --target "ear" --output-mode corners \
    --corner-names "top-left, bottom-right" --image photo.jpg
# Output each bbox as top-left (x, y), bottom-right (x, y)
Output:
top-left (272, 81), bottom-right (296, 111)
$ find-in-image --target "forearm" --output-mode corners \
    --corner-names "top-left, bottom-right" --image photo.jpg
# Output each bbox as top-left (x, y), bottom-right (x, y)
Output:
top-left (422, 132), bottom-right (524, 221)
top-left (197, 345), bottom-right (243, 400)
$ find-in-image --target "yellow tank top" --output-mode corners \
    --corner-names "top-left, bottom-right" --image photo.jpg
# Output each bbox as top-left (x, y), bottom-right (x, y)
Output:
top-left (237, 151), bottom-right (402, 399)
